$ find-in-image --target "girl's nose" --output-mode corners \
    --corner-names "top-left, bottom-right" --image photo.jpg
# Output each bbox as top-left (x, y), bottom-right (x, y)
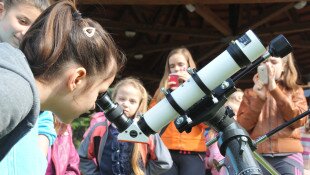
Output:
top-left (174, 66), bottom-right (181, 72)
top-left (120, 101), bottom-right (128, 108)
top-left (21, 26), bottom-right (30, 36)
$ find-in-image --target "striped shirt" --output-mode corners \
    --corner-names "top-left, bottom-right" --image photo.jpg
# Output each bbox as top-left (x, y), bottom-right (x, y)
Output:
top-left (301, 126), bottom-right (310, 170)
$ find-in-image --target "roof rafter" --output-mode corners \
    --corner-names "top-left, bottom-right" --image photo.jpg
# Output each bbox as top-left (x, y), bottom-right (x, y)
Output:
top-left (126, 39), bottom-right (220, 55)
top-left (94, 18), bottom-right (221, 39)
top-left (194, 5), bottom-right (232, 36)
top-left (78, 0), bottom-right (310, 5)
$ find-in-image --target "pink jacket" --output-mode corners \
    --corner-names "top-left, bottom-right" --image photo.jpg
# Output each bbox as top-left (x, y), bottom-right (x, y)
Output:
top-left (46, 125), bottom-right (80, 175)
top-left (205, 130), bottom-right (227, 175)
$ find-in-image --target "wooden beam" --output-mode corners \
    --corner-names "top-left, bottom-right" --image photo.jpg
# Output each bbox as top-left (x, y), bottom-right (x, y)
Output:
top-left (241, 3), bottom-right (296, 32)
top-left (194, 5), bottom-right (232, 36)
top-left (78, 0), bottom-right (310, 5)
top-left (257, 22), bottom-right (310, 35)
top-left (94, 18), bottom-right (220, 39)
top-left (126, 39), bottom-right (220, 55)
top-left (196, 42), bottom-right (227, 64)
top-left (293, 41), bottom-right (310, 49)
top-left (150, 6), bottom-right (178, 71)
top-left (121, 71), bottom-right (160, 81)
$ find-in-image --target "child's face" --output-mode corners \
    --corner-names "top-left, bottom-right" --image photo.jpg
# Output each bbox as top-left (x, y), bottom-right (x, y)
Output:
top-left (264, 57), bottom-right (285, 81)
top-left (48, 73), bottom-right (115, 124)
top-left (0, 3), bottom-right (41, 47)
top-left (168, 53), bottom-right (188, 73)
top-left (114, 84), bottom-right (141, 118)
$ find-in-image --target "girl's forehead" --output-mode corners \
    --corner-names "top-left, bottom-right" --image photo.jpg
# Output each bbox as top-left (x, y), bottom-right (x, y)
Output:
top-left (117, 84), bottom-right (138, 94)
top-left (266, 57), bottom-right (281, 62)
top-left (169, 53), bottom-right (187, 62)
top-left (8, 4), bottom-right (42, 21)
top-left (116, 84), bottom-right (142, 99)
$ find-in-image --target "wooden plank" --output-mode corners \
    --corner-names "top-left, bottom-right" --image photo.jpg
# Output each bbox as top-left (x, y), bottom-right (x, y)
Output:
top-left (126, 39), bottom-right (220, 55)
top-left (94, 18), bottom-right (220, 39)
top-left (241, 3), bottom-right (296, 32)
top-left (194, 5), bottom-right (232, 36)
top-left (257, 22), bottom-right (310, 35)
top-left (196, 42), bottom-right (227, 64)
top-left (122, 70), bottom-right (160, 81)
top-left (78, 0), bottom-right (310, 5)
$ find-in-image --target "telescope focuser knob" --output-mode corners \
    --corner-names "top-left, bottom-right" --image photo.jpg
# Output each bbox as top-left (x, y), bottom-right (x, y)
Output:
top-left (225, 106), bottom-right (235, 118)
top-left (187, 67), bottom-right (197, 75)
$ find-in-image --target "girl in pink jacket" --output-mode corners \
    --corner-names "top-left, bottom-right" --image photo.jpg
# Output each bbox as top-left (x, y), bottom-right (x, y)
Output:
top-left (205, 89), bottom-right (244, 175)
top-left (46, 117), bottom-right (80, 175)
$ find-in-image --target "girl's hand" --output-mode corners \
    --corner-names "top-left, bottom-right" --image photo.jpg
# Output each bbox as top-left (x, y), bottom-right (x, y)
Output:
top-left (167, 79), bottom-right (178, 90)
top-left (206, 158), bottom-right (214, 168)
top-left (265, 62), bottom-right (277, 91)
top-left (253, 74), bottom-right (267, 100)
top-left (305, 119), bottom-right (310, 133)
top-left (177, 67), bottom-right (191, 83)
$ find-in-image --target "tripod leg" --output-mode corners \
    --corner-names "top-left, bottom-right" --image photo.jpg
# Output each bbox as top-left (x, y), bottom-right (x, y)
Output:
top-left (253, 151), bottom-right (280, 175)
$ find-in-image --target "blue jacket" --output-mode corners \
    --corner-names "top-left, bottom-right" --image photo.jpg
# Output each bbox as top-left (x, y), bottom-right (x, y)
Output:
top-left (0, 111), bottom-right (56, 175)
top-left (0, 43), bottom-right (40, 160)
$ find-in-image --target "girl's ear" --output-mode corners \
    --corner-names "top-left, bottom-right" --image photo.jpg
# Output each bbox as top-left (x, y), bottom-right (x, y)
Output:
top-left (0, 2), bottom-right (5, 19)
top-left (67, 67), bottom-right (87, 92)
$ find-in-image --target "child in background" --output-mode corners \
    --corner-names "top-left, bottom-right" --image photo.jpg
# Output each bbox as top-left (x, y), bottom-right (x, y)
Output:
top-left (301, 118), bottom-right (310, 175)
top-left (79, 77), bottom-right (172, 175)
top-left (149, 47), bottom-right (207, 175)
top-left (45, 116), bottom-right (80, 175)
top-left (237, 53), bottom-right (308, 174)
top-left (205, 89), bottom-right (244, 175)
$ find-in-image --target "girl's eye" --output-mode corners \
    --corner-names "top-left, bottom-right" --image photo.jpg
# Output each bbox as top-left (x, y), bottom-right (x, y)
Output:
top-left (118, 97), bottom-right (125, 101)
top-left (18, 17), bottom-right (30, 26)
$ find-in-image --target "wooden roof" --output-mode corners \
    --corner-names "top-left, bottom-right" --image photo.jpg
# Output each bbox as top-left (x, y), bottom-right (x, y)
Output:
top-left (77, 0), bottom-right (310, 95)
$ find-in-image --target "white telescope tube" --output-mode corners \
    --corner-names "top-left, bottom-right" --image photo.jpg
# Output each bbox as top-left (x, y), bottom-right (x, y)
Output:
top-left (118, 30), bottom-right (266, 142)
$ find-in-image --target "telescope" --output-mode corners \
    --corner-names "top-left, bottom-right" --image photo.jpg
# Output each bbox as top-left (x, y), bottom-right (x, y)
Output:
top-left (96, 30), bottom-right (292, 175)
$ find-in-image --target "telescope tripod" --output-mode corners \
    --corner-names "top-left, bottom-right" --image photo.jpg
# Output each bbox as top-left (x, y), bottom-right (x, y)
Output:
top-left (207, 107), bottom-right (310, 175)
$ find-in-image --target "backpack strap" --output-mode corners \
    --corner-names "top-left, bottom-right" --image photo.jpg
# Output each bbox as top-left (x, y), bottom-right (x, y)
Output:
top-left (96, 119), bottom-right (108, 167)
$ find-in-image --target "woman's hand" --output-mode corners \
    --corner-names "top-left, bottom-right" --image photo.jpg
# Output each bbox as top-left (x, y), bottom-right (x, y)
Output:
top-left (253, 74), bottom-right (267, 100)
top-left (265, 62), bottom-right (277, 91)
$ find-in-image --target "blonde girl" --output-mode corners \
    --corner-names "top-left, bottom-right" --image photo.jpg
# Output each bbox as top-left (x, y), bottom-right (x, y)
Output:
top-left (149, 47), bottom-right (207, 175)
top-left (79, 77), bottom-right (172, 175)
top-left (237, 53), bottom-right (308, 174)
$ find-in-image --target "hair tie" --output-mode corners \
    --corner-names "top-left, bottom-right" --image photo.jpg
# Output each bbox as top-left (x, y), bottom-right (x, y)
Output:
top-left (72, 10), bottom-right (82, 21)
top-left (83, 27), bottom-right (96, 37)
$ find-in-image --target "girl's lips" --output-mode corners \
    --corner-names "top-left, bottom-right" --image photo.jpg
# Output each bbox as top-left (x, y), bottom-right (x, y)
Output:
top-left (12, 36), bottom-right (21, 47)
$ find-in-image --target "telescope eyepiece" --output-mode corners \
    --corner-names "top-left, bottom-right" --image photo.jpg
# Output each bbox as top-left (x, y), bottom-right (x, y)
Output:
top-left (268, 34), bottom-right (292, 58)
top-left (96, 92), bottom-right (117, 113)
top-left (95, 92), bottom-right (133, 132)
